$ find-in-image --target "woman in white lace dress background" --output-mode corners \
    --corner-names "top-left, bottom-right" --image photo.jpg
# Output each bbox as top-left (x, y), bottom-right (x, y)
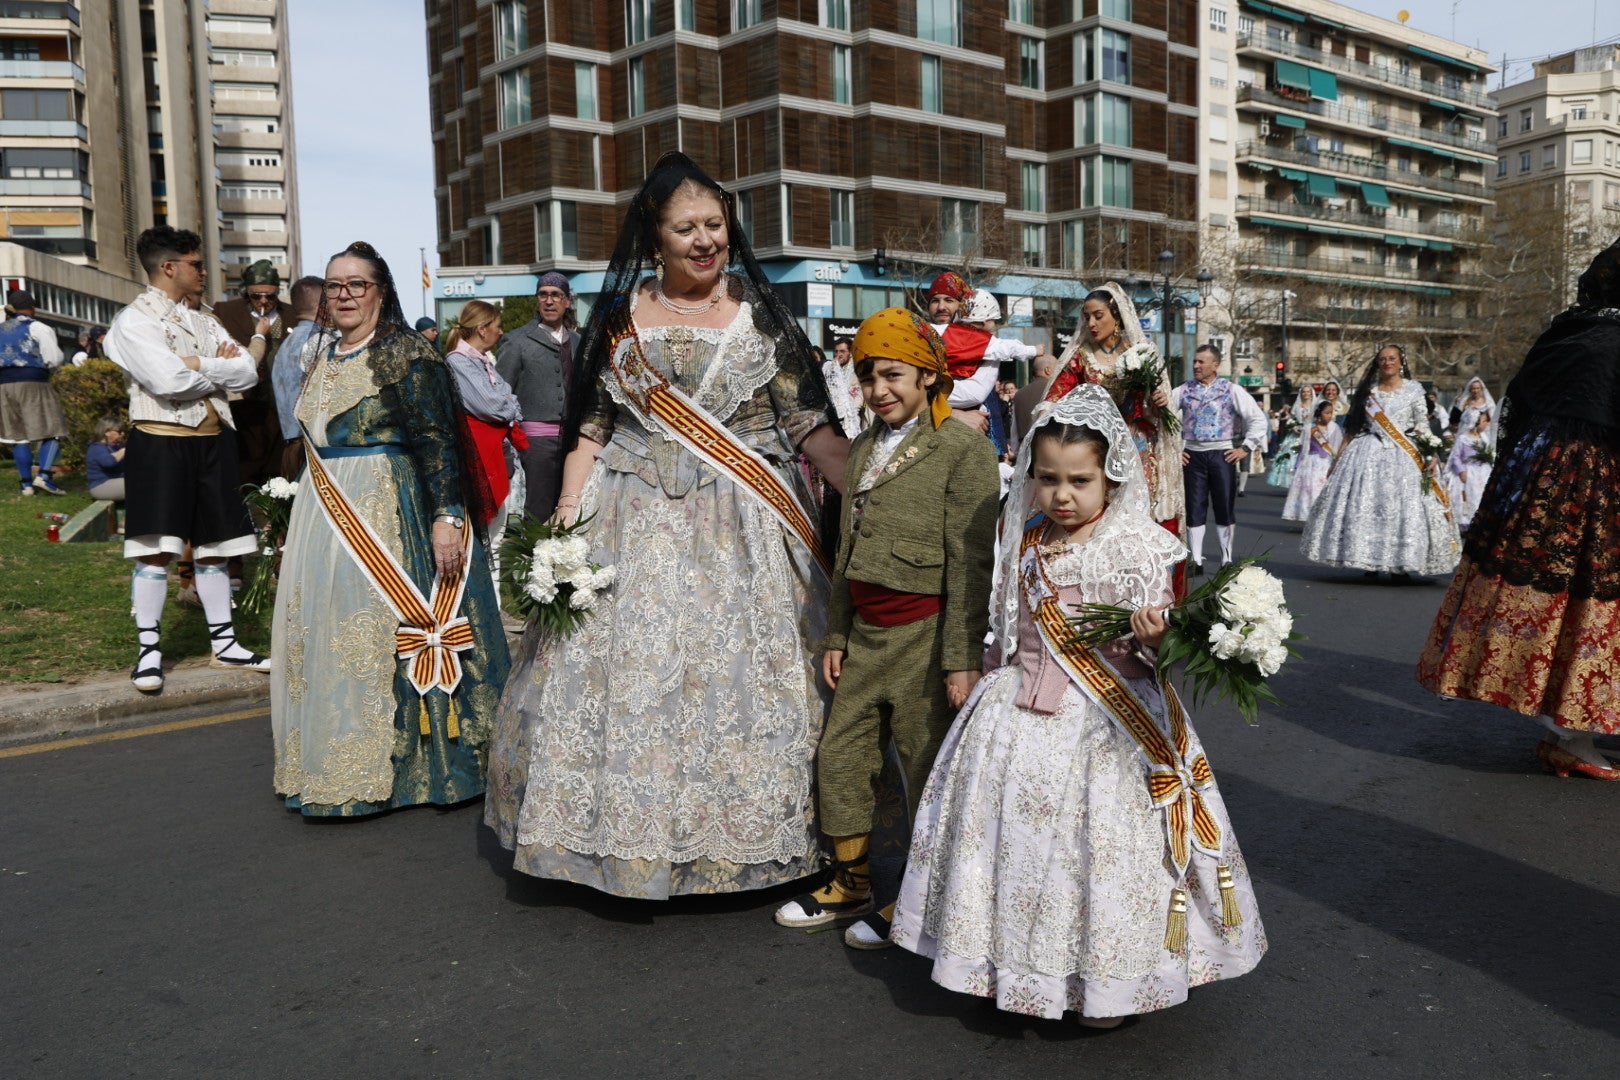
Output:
top-left (1301, 345), bottom-right (1460, 580)
top-left (891, 384), bottom-right (1266, 1025)
top-left (484, 153), bottom-right (850, 898)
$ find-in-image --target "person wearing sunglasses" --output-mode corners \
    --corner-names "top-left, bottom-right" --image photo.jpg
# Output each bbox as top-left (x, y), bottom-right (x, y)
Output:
top-left (213, 259), bottom-right (296, 486)
top-left (104, 226), bottom-right (269, 694)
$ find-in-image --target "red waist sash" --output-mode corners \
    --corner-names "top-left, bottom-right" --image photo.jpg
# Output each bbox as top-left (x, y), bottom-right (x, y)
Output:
top-left (849, 580), bottom-right (942, 627)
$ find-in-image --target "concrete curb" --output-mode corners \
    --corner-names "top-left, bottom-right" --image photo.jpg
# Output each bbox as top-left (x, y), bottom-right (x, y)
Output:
top-left (0, 662), bottom-right (271, 746)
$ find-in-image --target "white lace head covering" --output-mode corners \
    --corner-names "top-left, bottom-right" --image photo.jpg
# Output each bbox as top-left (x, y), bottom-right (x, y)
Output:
top-left (963, 289), bottom-right (1002, 323)
top-left (1051, 281), bottom-right (1149, 375)
top-left (992, 383), bottom-right (1184, 656)
top-left (1453, 377), bottom-right (1498, 445)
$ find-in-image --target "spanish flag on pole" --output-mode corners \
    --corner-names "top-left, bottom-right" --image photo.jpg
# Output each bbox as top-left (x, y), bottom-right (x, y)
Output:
top-left (421, 258), bottom-right (431, 290)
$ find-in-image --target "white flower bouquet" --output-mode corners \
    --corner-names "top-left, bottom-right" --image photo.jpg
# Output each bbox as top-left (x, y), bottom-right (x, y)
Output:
top-left (1410, 430), bottom-right (1449, 496)
top-left (1111, 341), bottom-right (1180, 435)
top-left (239, 477), bottom-right (298, 614)
top-left (1068, 558), bottom-right (1298, 724)
top-left (500, 514), bottom-right (616, 638)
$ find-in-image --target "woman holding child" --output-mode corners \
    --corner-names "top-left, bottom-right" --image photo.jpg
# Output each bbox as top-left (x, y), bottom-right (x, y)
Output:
top-left (484, 152), bottom-right (850, 898)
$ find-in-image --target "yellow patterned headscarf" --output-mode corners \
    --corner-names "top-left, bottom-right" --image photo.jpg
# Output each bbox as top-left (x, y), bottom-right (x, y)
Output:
top-left (852, 307), bottom-right (954, 428)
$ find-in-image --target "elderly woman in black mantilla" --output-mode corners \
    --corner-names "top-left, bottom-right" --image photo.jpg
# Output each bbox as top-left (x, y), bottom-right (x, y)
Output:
top-left (270, 241), bottom-right (511, 816)
top-left (485, 151), bottom-right (851, 898)
top-left (1419, 237), bottom-right (1620, 781)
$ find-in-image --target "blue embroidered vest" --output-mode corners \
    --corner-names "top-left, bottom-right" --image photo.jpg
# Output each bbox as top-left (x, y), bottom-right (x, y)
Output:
top-left (1181, 378), bottom-right (1237, 443)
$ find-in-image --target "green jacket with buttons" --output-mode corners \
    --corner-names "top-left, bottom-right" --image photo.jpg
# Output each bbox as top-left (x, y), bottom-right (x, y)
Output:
top-left (822, 414), bottom-right (1001, 672)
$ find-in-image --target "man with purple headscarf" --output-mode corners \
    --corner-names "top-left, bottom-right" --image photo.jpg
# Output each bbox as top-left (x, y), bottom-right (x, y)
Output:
top-left (497, 271), bottom-right (579, 523)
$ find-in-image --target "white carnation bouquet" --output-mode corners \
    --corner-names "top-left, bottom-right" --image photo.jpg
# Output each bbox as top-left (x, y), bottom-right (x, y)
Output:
top-left (1111, 341), bottom-right (1181, 435)
top-left (500, 515), bottom-right (616, 638)
top-left (1068, 557), bottom-right (1297, 724)
top-left (1410, 430), bottom-right (1448, 495)
top-left (239, 477), bottom-right (298, 614)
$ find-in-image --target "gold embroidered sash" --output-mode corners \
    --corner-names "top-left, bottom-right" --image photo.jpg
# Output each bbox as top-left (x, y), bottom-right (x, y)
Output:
top-left (302, 437), bottom-right (474, 737)
top-left (1019, 520), bottom-right (1240, 945)
top-left (609, 325), bottom-right (830, 582)
top-left (1373, 408), bottom-right (1451, 513)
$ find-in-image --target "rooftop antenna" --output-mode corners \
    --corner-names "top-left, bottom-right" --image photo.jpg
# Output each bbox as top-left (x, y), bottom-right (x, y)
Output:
top-left (1450, 0), bottom-right (1459, 40)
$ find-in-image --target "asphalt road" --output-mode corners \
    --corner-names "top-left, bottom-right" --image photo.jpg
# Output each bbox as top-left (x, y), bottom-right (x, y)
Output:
top-left (4, 482), bottom-right (1617, 1079)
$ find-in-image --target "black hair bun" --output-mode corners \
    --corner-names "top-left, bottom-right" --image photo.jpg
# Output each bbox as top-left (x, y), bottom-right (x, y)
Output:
top-left (346, 240), bottom-right (379, 259)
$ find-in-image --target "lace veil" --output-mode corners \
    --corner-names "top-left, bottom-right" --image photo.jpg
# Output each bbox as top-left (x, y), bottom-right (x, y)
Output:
top-left (1452, 377), bottom-right (1498, 445)
top-left (992, 383), bottom-right (1184, 657)
top-left (1051, 281), bottom-right (1149, 374)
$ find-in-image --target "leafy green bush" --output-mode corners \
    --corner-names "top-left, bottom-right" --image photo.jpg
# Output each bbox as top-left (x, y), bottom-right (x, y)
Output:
top-left (501, 294), bottom-right (536, 332)
top-left (50, 358), bottom-right (128, 471)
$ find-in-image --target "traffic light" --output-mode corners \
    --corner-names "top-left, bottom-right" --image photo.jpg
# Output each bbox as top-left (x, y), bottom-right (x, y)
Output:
top-left (1274, 360), bottom-right (1287, 377)
top-left (874, 247), bottom-right (888, 277)
top-left (1274, 360), bottom-right (1292, 396)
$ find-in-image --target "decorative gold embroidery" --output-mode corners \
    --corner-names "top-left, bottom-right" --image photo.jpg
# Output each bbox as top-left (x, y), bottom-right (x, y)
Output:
top-left (284, 584), bottom-right (307, 705)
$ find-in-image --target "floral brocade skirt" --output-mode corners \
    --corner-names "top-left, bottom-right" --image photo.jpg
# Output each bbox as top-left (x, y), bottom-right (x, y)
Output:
top-left (1417, 430), bottom-right (1620, 733)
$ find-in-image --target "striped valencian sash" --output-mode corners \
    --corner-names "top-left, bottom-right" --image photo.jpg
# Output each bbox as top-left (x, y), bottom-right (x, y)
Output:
top-left (1019, 519), bottom-right (1241, 946)
top-left (302, 438), bottom-right (475, 737)
top-left (608, 324), bottom-right (830, 582)
top-left (1372, 407), bottom-right (1452, 516)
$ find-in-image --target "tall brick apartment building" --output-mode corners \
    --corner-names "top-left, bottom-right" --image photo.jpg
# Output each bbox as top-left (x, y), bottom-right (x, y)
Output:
top-left (424, 0), bottom-right (1203, 354)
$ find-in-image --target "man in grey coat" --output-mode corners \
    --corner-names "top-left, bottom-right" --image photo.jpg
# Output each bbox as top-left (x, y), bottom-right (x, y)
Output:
top-left (496, 272), bottom-right (579, 522)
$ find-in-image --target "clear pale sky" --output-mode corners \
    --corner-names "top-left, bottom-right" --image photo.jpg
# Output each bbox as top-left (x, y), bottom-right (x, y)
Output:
top-left (285, 0), bottom-right (1620, 317)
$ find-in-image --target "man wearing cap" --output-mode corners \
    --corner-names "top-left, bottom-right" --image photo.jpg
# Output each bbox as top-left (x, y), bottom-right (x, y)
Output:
top-left (214, 259), bottom-right (295, 485)
top-left (105, 225), bottom-right (269, 693)
top-left (415, 317), bottom-right (440, 345)
top-left (0, 288), bottom-right (68, 495)
top-left (774, 306), bottom-right (999, 951)
top-left (925, 272), bottom-right (1041, 434)
top-left (497, 271), bottom-right (578, 523)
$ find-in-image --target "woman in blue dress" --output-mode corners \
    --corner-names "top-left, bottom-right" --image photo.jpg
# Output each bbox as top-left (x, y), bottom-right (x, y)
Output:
top-left (270, 241), bottom-right (510, 816)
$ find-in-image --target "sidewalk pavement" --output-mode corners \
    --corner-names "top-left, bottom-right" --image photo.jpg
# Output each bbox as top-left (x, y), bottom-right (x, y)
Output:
top-left (0, 662), bottom-right (270, 746)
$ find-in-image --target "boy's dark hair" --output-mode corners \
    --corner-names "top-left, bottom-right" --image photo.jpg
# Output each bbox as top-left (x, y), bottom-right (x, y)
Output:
top-left (853, 356), bottom-right (941, 399)
top-left (136, 226), bottom-right (203, 277)
top-left (834, 336), bottom-right (852, 348)
top-left (289, 275), bottom-right (324, 311)
top-left (1028, 422), bottom-right (1117, 487)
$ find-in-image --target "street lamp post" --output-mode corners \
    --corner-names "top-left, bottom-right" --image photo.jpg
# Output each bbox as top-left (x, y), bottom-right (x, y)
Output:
top-left (1127, 249), bottom-right (1214, 384)
top-left (1278, 288), bottom-right (1296, 391)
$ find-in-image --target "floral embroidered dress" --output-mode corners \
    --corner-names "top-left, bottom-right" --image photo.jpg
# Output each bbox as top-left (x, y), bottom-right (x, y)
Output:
top-left (484, 299), bottom-right (832, 899)
top-left (1300, 381), bottom-right (1459, 575)
top-left (1281, 421), bottom-right (1342, 522)
top-left (270, 330), bottom-right (510, 817)
top-left (892, 385), bottom-right (1265, 1021)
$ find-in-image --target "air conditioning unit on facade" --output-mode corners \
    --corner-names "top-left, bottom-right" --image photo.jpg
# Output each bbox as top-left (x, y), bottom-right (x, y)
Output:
top-left (1258, 120), bottom-right (1271, 137)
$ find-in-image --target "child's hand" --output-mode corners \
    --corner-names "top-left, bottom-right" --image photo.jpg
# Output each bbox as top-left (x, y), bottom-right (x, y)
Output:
top-left (945, 669), bottom-right (981, 709)
top-left (1130, 605), bottom-right (1168, 650)
top-left (822, 649), bottom-right (845, 690)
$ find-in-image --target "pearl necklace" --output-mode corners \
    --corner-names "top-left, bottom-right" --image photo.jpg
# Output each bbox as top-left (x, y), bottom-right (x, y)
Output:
top-left (654, 281), bottom-right (726, 316)
top-left (335, 329), bottom-right (376, 357)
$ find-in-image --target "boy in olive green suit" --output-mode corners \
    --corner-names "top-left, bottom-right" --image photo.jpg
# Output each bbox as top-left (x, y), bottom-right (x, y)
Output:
top-left (775, 307), bottom-right (999, 949)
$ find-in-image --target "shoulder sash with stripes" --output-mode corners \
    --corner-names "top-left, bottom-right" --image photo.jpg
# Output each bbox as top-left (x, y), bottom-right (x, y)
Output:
top-left (1019, 520), bottom-right (1242, 945)
top-left (1372, 406), bottom-right (1451, 516)
top-left (607, 324), bottom-right (830, 583)
top-left (302, 434), bottom-right (474, 737)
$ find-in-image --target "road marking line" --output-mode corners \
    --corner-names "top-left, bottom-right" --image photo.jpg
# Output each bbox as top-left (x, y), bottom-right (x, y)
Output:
top-left (0, 708), bottom-right (268, 759)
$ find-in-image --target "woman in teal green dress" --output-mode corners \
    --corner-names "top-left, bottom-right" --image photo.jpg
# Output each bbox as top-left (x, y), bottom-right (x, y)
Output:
top-left (270, 241), bottom-right (510, 817)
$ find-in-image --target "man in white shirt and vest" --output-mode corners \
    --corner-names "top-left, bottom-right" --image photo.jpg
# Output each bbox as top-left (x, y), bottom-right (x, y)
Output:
top-left (1171, 343), bottom-right (1268, 573)
top-left (105, 226), bottom-right (271, 693)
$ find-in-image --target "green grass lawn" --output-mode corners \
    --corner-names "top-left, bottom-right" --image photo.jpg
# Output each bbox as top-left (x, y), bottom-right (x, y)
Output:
top-left (0, 481), bottom-right (271, 685)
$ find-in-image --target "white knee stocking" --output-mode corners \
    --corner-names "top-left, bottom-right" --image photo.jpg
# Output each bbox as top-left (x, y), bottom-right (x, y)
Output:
top-left (1218, 525), bottom-right (1235, 565)
top-left (1188, 524), bottom-right (1206, 565)
top-left (195, 563), bottom-right (253, 661)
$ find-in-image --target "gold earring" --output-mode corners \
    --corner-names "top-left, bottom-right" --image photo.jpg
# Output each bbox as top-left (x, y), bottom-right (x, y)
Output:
top-left (653, 252), bottom-right (665, 285)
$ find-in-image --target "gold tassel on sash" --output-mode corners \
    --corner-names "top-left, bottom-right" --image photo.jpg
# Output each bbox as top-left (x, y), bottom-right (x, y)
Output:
top-left (416, 693), bottom-right (463, 739)
top-left (1164, 889), bottom-right (1189, 952)
top-left (418, 697), bottom-right (432, 736)
top-left (1218, 864), bottom-right (1244, 928)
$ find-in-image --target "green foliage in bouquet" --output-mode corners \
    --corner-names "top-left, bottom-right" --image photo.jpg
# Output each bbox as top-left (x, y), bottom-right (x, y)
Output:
top-left (500, 514), bottom-right (616, 639)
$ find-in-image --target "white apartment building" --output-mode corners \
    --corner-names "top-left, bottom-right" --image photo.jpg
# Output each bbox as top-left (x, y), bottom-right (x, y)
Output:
top-left (1199, 0), bottom-right (1495, 387)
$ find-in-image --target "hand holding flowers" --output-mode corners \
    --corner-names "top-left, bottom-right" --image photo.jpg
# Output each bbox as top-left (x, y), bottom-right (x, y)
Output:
top-left (500, 514), bottom-right (616, 638)
top-left (238, 477), bottom-right (298, 614)
top-left (1111, 342), bottom-right (1180, 435)
top-left (1069, 558), bottom-right (1298, 724)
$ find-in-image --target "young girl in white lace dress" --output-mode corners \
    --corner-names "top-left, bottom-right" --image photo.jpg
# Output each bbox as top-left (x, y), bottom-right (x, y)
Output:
top-left (890, 384), bottom-right (1267, 1026)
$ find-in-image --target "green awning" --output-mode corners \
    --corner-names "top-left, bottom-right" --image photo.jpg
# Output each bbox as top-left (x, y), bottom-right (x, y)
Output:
top-left (1428, 98), bottom-right (1459, 111)
top-left (1403, 189), bottom-right (1455, 203)
top-left (1361, 182), bottom-right (1392, 207)
top-left (1276, 167), bottom-right (1309, 181)
top-left (1384, 235), bottom-right (1409, 246)
top-left (1385, 137), bottom-right (1427, 151)
top-left (1406, 237), bottom-right (1431, 248)
top-left (1428, 240), bottom-right (1454, 251)
top-left (1310, 15), bottom-right (1352, 30)
top-left (1275, 112), bottom-right (1307, 129)
top-left (1305, 172), bottom-right (1338, 200)
top-left (1275, 60), bottom-right (1313, 92)
top-left (1411, 45), bottom-right (1482, 72)
top-left (1307, 67), bottom-right (1339, 101)
top-left (1245, 1), bottom-right (1307, 23)
top-left (1251, 216), bottom-right (1311, 230)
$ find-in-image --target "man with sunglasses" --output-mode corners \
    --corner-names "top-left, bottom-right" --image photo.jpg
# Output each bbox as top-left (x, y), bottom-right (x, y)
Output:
top-left (105, 226), bottom-right (270, 694)
top-left (213, 259), bottom-right (296, 485)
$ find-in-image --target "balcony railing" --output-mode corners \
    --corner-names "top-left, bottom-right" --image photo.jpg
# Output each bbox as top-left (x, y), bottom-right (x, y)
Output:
top-left (1235, 32), bottom-right (1495, 112)
top-left (1234, 140), bottom-right (1490, 200)
top-left (1241, 249), bottom-right (1486, 288)
top-left (0, 59), bottom-right (84, 80)
top-left (1263, 307), bottom-right (1478, 331)
top-left (0, 1), bottom-right (78, 22)
top-left (8, 236), bottom-right (95, 258)
top-left (1238, 85), bottom-right (1495, 157)
top-left (0, 119), bottom-right (85, 138)
top-left (0, 177), bottom-right (89, 197)
top-left (1236, 195), bottom-right (1473, 241)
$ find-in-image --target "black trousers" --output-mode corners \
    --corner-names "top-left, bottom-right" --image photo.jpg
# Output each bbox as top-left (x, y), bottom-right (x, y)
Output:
top-left (519, 435), bottom-right (562, 523)
top-left (1184, 447), bottom-right (1237, 527)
